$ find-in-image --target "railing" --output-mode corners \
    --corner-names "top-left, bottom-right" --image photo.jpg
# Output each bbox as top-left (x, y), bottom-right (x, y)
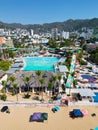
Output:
top-left (0, 101), bottom-right (61, 107)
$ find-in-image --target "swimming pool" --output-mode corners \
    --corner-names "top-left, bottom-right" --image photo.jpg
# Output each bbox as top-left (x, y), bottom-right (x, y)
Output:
top-left (22, 57), bottom-right (59, 71)
top-left (93, 92), bottom-right (98, 102)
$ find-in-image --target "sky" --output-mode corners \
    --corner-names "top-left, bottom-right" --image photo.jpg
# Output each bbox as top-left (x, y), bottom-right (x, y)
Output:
top-left (0, 0), bottom-right (98, 24)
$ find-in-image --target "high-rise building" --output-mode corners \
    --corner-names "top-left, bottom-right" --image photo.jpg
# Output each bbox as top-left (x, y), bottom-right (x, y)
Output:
top-left (31, 29), bottom-right (34, 36)
top-left (51, 28), bottom-right (58, 39)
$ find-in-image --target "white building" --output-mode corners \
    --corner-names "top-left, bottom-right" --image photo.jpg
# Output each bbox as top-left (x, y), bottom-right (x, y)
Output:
top-left (61, 31), bottom-right (69, 39)
top-left (41, 38), bottom-right (49, 44)
top-left (0, 29), bottom-right (5, 36)
top-left (31, 29), bottom-right (34, 36)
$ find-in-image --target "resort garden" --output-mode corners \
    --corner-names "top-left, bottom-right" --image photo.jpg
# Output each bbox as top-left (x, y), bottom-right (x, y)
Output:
top-left (0, 37), bottom-right (83, 103)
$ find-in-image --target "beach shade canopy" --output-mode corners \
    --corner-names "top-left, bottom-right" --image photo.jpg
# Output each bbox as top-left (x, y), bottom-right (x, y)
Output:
top-left (72, 109), bottom-right (83, 117)
top-left (30, 112), bottom-right (44, 122)
top-left (55, 106), bottom-right (60, 111)
top-left (11, 63), bottom-right (22, 68)
top-left (81, 110), bottom-right (88, 116)
top-left (58, 65), bottom-right (69, 72)
top-left (1, 106), bottom-right (9, 112)
top-left (70, 88), bottom-right (95, 97)
top-left (29, 112), bottom-right (48, 122)
top-left (94, 127), bottom-right (98, 130)
top-left (41, 113), bottom-right (48, 120)
top-left (6, 68), bottom-right (18, 74)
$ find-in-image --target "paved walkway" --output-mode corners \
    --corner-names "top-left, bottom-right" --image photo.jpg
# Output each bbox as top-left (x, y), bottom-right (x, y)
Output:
top-left (69, 101), bottom-right (98, 106)
top-left (0, 101), bottom-right (61, 107)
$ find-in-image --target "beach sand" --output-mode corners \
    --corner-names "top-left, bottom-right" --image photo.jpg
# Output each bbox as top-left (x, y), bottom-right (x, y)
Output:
top-left (0, 105), bottom-right (98, 130)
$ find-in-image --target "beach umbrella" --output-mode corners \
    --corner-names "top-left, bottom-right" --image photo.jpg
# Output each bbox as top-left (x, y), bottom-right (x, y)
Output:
top-left (94, 127), bottom-right (98, 130)
top-left (81, 109), bottom-right (88, 116)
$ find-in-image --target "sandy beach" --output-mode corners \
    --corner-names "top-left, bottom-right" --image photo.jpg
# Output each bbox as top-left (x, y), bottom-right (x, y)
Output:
top-left (0, 105), bottom-right (98, 130)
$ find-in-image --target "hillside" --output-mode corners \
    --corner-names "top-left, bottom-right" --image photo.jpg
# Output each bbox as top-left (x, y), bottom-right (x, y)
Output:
top-left (0, 18), bottom-right (98, 33)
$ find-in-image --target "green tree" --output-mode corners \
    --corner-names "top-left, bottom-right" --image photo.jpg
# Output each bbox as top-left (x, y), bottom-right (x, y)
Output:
top-left (0, 60), bottom-right (11, 71)
top-left (9, 51), bottom-right (16, 58)
top-left (1, 80), bottom-right (7, 94)
top-left (36, 70), bottom-right (41, 77)
top-left (73, 79), bottom-right (78, 88)
top-left (36, 70), bottom-right (42, 93)
top-left (78, 37), bottom-right (86, 47)
top-left (9, 76), bottom-right (16, 95)
top-left (57, 74), bottom-right (62, 93)
top-left (0, 52), bottom-right (2, 59)
top-left (23, 76), bottom-right (31, 93)
top-left (51, 75), bottom-right (57, 95)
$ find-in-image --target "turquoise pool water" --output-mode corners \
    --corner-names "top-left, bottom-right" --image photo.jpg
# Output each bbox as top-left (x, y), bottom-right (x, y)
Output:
top-left (93, 92), bottom-right (98, 102)
top-left (22, 57), bottom-right (59, 71)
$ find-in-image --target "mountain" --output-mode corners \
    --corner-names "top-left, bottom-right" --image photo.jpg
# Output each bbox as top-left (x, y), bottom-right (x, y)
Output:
top-left (0, 18), bottom-right (98, 33)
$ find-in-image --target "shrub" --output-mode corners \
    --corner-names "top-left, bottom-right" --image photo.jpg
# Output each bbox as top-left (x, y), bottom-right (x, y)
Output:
top-left (24, 93), bottom-right (31, 99)
top-left (87, 66), bottom-right (92, 70)
top-left (0, 94), bottom-right (7, 101)
top-left (52, 95), bottom-right (57, 100)
top-left (40, 98), bottom-right (44, 102)
top-left (67, 94), bottom-right (70, 96)
top-left (0, 60), bottom-right (11, 71)
top-left (80, 59), bottom-right (87, 65)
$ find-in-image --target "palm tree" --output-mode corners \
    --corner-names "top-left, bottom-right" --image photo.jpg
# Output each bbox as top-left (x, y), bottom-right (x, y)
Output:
top-left (1, 80), bottom-right (7, 94)
top-left (9, 76), bottom-right (16, 94)
top-left (57, 74), bottom-right (62, 93)
top-left (23, 76), bottom-right (31, 93)
top-left (36, 70), bottom-right (42, 93)
top-left (13, 83), bottom-right (18, 101)
top-left (48, 81), bottom-right (53, 101)
top-left (51, 75), bottom-right (57, 95)
top-left (36, 70), bottom-right (41, 77)
top-left (39, 78), bottom-right (44, 100)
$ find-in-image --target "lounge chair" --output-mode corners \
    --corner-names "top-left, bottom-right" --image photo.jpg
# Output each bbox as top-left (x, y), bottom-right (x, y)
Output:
top-left (1, 106), bottom-right (9, 112)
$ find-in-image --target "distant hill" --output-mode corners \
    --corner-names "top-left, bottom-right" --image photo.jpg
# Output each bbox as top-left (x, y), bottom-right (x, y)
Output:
top-left (0, 18), bottom-right (98, 33)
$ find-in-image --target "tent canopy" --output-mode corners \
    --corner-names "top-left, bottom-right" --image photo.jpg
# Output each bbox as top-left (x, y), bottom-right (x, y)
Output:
top-left (6, 68), bottom-right (18, 74)
top-left (72, 109), bottom-right (83, 117)
top-left (11, 63), bottom-right (22, 68)
top-left (70, 88), bottom-right (95, 97)
top-left (58, 65), bottom-right (68, 73)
